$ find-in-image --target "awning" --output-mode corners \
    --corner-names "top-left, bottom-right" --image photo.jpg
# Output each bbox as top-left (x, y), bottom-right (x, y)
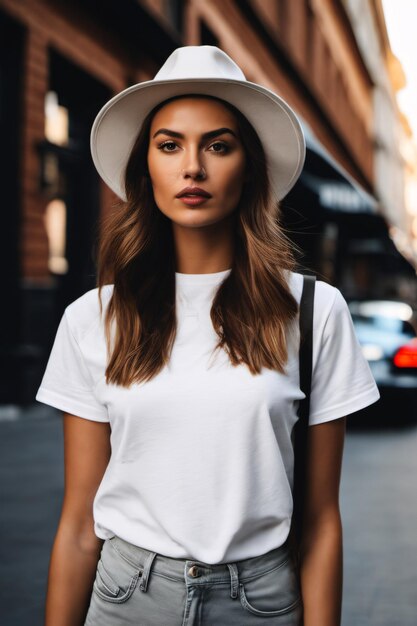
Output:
top-left (299, 119), bottom-right (379, 215)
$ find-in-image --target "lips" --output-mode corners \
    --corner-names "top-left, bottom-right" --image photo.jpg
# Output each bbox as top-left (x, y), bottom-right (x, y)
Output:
top-left (176, 187), bottom-right (212, 198)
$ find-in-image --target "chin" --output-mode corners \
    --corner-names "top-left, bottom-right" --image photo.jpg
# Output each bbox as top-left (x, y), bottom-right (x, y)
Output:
top-left (184, 210), bottom-right (233, 224)
top-left (176, 218), bottom-right (222, 229)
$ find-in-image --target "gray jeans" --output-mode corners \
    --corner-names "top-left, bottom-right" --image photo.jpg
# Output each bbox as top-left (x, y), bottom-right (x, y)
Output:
top-left (84, 535), bottom-right (302, 625)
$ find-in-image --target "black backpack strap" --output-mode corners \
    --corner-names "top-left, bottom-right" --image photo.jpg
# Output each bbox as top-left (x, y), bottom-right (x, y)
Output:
top-left (298, 274), bottom-right (316, 421)
top-left (291, 273), bottom-right (316, 550)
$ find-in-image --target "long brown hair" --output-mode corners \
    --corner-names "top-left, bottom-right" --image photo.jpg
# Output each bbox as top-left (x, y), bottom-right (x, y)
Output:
top-left (97, 94), bottom-right (299, 386)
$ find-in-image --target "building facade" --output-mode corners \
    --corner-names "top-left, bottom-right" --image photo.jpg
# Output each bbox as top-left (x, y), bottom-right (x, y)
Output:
top-left (344, 0), bottom-right (417, 276)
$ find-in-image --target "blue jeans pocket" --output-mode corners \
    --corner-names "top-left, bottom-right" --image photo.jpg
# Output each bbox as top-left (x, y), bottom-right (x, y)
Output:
top-left (92, 538), bottom-right (143, 604)
top-left (238, 554), bottom-right (301, 617)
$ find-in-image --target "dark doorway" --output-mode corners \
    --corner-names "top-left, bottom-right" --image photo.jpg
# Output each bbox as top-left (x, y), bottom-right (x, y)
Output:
top-left (0, 11), bottom-right (24, 402)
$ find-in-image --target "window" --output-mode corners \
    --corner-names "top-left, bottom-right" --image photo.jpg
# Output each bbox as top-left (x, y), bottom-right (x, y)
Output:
top-left (164, 0), bottom-right (183, 34)
top-left (200, 20), bottom-right (219, 47)
top-left (44, 91), bottom-right (68, 146)
top-left (44, 198), bottom-right (68, 275)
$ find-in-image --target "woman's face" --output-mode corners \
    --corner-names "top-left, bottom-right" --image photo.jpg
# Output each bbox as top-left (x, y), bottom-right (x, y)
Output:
top-left (147, 97), bottom-right (246, 228)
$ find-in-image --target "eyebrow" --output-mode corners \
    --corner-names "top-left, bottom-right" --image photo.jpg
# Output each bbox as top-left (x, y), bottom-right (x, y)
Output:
top-left (152, 127), bottom-right (238, 140)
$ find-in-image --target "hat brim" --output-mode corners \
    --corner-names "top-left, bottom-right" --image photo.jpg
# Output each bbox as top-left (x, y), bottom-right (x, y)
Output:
top-left (90, 78), bottom-right (306, 202)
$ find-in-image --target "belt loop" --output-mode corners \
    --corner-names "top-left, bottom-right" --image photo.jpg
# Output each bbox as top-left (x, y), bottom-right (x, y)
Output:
top-left (227, 563), bottom-right (239, 599)
top-left (139, 550), bottom-right (157, 592)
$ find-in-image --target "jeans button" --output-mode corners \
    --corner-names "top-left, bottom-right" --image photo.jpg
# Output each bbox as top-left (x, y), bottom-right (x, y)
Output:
top-left (188, 565), bottom-right (200, 577)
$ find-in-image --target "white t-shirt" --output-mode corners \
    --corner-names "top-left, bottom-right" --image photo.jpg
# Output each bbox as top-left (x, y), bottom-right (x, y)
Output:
top-left (36, 269), bottom-right (379, 564)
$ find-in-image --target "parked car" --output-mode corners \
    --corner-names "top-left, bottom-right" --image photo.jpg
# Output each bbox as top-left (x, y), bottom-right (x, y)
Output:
top-left (348, 299), bottom-right (417, 419)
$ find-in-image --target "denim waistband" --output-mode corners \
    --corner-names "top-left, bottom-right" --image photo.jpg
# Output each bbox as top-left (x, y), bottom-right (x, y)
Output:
top-left (108, 534), bottom-right (293, 598)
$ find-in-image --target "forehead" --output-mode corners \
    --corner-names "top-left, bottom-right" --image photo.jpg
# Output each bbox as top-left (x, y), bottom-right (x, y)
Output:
top-left (150, 96), bottom-right (238, 129)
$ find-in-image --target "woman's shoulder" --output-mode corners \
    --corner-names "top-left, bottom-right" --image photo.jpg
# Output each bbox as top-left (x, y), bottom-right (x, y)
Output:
top-left (287, 271), bottom-right (344, 323)
top-left (288, 270), bottom-right (340, 301)
top-left (64, 284), bottom-right (114, 342)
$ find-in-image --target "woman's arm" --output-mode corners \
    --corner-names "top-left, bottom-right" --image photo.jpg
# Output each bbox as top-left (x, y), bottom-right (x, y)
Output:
top-left (44, 414), bottom-right (111, 626)
top-left (299, 416), bottom-right (346, 626)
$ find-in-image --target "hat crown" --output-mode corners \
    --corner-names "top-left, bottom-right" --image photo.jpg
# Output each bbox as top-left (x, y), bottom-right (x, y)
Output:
top-left (153, 45), bottom-right (246, 82)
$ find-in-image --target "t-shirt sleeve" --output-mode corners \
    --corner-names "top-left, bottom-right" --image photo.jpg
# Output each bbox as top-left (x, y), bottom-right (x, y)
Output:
top-left (35, 311), bottom-right (109, 422)
top-left (309, 288), bottom-right (380, 425)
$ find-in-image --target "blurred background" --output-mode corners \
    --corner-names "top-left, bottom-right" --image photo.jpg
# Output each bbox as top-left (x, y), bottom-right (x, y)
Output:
top-left (1, 1), bottom-right (416, 625)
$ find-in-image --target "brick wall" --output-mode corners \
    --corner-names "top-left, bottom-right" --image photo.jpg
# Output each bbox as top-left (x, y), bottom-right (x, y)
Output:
top-left (0, 0), bottom-right (128, 282)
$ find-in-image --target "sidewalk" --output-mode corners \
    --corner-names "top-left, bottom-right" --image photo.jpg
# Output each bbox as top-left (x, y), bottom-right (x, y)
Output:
top-left (0, 404), bottom-right (63, 626)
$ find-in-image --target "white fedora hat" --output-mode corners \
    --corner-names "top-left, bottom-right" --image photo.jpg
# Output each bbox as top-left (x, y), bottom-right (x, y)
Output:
top-left (90, 45), bottom-right (306, 202)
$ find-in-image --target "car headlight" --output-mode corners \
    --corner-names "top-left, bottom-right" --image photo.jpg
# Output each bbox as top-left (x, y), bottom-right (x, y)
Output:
top-left (361, 344), bottom-right (384, 361)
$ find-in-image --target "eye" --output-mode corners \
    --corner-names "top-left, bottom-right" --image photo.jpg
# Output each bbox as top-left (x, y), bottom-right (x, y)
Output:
top-left (208, 141), bottom-right (229, 154)
top-left (156, 139), bottom-right (230, 154)
top-left (157, 141), bottom-right (178, 152)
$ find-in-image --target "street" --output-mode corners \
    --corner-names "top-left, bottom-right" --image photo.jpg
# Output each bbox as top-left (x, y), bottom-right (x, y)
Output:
top-left (1, 406), bottom-right (416, 626)
top-left (340, 421), bottom-right (417, 625)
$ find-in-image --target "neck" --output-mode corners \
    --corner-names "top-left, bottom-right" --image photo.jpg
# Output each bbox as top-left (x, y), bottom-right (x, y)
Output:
top-left (172, 214), bottom-right (235, 274)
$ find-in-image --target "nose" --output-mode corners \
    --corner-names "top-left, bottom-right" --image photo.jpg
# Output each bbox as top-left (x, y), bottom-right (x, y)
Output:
top-left (181, 147), bottom-right (206, 180)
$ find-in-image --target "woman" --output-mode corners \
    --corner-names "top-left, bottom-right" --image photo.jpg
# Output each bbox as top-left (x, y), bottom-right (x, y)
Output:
top-left (36, 46), bottom-right (379, 626)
